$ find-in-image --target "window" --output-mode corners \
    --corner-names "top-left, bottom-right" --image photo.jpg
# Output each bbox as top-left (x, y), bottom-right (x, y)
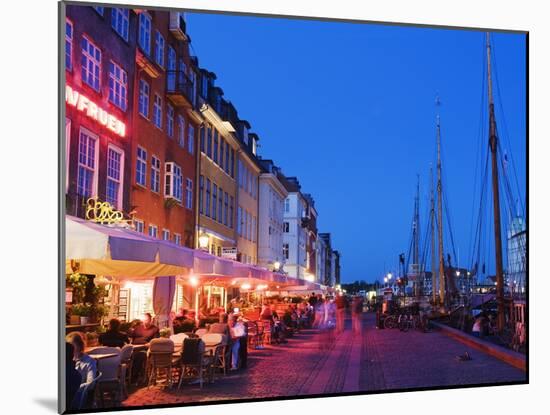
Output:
top-left (151, 155), bottom-right (160, 193)
top-left (93, 6), bottom-right (104, 15)
top-left (148, 224), bottom-right (158, 238)
top-left (252, 216), bottom-right (256, 242)
top-left (224, 140), bottom-right (230, 173)
top-left (177, 115), bottom-right (185, 147)
top-left (174, 233), bottom-right (181, 245)
top-left (167, 46), bottom-right (176, 90)
top-left (153, 95), bottom-right (162, 129)
top-left (65, 118), bottom-right (71, 192)
top-left (230, 149), bottom-right (235, 177)
top-left (106, 145), bottom-right (124, 209)
top-left (108, 61), bottom-right (127, 111)
top-left (77, 128), bottom-right (98, 198)
top-left (162, 229), bottom-right (170, 241)
top-left (206, 126), bottom-right (212, 158)
top-left (212, 184), bottom-right (218, 221)
top-left (205, 179), bottom-right (211, 217)
top-left (65, 20), bottom-right (73, 71)
top-left (218, 187), bottom-right (223, 224)
top-left (81, 37), bottom-right (101, 91)
top-left (188, 124), bottom-right (194, 154)
top-left (199, 175), bottom-right (204, 214)
top-left (165, 162), bottom-right (183, 202)
top-left (224, 192), bottom-right (229, 226)
top-left (219, 139), bottom-right (225, 170)
top-left (229, 196), bottom-right (234, 228)
top-left (138, 79), bottom-right (149, 118)
top-left (154, 31), bottom-right (165, 67)
top-left (200, 126), bottom-right (205, 153)
top-left (283, 222), bottom-right (290, 233)
top-left (185, 179), bottom-right (193, 210)
top-left (285, 198), bottom-right (290, 213)
top-left (135, 219), bottom-right (144, 233)
top-left (166, 104), bottom-right (174, 137)
top-left (237, 207), bottom-right (242, 236)
top-left (213, 130), bottom-right (218, 165)
top-left (138, 12), bottom-right (151, 55)
top-left (136, 146), bottom-right (147, 187)
top-left (283, 243), bottom-right (289, 260)
top-left (111, 8), bottom-right (129, 40)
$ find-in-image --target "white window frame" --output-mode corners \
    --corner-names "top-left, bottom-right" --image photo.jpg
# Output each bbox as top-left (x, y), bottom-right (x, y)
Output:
top-left (154, 30), bottom-right (165, 68)
top-left (162, 229), bottom-right (170, 241)
top-left (151, 155), bottom-right (160, 193)
top-left (165, 162), bottom-right (183, 202)
top-left (136, 146), bottom-right (147, 187)
top-left (138, 79), bottom-right (149, 118)
top-left (111, 8), bottom-right (129, 41)
top-left (166, 104), bottom-right (174, 137)
top-left (65, 118), bottom-right (71, 192)
top-left (148, 224), bottom-right (158, 238)
top-left (186, 178), bottom-right (193, 210)
top-left (65, 19), bottom-right (73, 71)
top-left (138, 12), bottom-right (152, 55)
top-left (76, 127), bottom-right (99, 198)
top-left (174, 233), bottom-right (181, 245)
top-left (106, 144), bottom-right (124, 210)
top-left (81, 36), bottom-right (101, 91)
top-left (108, 60), bottom-right (128, 111)
top-left (153, 94), bottom-right (162, 129)
top-left (188, 124), bottom-right (194, 154)
top-left (135, 219), bottom-right (144, 233)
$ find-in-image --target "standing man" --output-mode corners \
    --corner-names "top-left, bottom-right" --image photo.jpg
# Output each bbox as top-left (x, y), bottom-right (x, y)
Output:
top-left (352, 296), bottom-right (363, 335)
top-left (335, 292), bottom-right (347, 333)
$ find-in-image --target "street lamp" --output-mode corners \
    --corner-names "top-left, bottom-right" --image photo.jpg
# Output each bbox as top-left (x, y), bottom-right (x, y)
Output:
top-left (198, 233), bottom-right (209, 250)
top-left (387, 272), bottom-right (392, 280)
top-left (273, 261), bottom-right (281, 272)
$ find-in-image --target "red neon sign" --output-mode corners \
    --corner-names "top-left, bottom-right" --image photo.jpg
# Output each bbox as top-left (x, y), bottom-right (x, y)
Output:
top-left (65, 85), bottom-right (126, 137)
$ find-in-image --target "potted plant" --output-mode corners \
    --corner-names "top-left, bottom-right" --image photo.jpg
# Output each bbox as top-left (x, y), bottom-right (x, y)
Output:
top-left (72, 303), bottom-right (92, 325)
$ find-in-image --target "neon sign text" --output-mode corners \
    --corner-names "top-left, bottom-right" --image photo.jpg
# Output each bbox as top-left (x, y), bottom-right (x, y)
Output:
top-left (65, 85), bottom-right (126, 137)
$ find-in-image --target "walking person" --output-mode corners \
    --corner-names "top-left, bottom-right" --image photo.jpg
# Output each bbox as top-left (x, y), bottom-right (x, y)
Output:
top-left (352, 296), bottom-right (363, 335)
top-left (335, 293), bottom-right (347, 333)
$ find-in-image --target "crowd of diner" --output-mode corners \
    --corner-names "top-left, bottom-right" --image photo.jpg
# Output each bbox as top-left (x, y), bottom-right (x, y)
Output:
top-left (65, 292), bottom-right (359, 410)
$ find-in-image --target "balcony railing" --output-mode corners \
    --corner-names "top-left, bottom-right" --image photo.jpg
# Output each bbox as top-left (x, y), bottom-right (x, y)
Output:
top-left (169, 12), bottom-right (188, 40)
top-left (166, 70), bottom-right (194, 108)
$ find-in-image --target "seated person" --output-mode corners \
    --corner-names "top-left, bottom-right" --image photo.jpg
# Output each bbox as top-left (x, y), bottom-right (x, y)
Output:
top-left (99, 318), bottom-right (129, 348)
top-left (66, 342), bottom-right (82, 410)
top-left (66, 332), bottom-right (97, 387)
top-left (128, 313), bottom-right (159, 344)
top-left (260, 304), bottom-right (273, 322)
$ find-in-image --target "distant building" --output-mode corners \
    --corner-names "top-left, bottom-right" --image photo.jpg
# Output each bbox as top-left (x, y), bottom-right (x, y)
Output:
top-left (507, 216), bottom-right (526, 295)
top-left (257, 160), bottom-right (288, 271)
top-left (282, 177), bottom-right (308, 279)
top-left (319, 233), bottom-right (334, 286)
top-left (302, 194), bottom-right (318, 282)
top-left (333, 250), bottom-right (341, 286)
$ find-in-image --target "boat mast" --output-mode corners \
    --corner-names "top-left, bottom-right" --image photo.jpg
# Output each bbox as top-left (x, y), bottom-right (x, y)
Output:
top-left (436, 97), bottom-right (446, 306)
top-left (413, 174), bottom-right (420, 296)
top-left (486, 32), bottom-right (506, 331)
top-left (430, 165), bottom-right (437, 304)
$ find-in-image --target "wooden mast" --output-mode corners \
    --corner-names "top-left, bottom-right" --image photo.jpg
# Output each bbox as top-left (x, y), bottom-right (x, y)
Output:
top-left (430, 165), bottom-right (437, 304)
top-left (436, 98), bottom-right (446, 306)
top-left (413, 174), bottom-right (420, 296)
top-left (486, 32), bottom-right (506, 331)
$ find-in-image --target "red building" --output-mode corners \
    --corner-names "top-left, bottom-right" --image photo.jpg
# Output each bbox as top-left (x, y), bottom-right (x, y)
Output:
top-left (130, 9), bottom-right (200, 247)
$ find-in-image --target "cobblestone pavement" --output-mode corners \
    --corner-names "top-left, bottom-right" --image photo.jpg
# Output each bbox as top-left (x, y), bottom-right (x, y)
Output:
top-left (122, 313), bottom-right (526, 408)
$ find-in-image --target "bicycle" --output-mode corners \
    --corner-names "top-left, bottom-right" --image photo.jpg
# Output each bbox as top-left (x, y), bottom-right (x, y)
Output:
top-left (383, 314), bottom-right (398, 329)
top-left (398, 312), bottom-right (415, 332)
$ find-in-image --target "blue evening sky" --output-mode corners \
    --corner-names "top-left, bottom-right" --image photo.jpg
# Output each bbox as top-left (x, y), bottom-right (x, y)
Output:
top-left (186, 13), bottom-right (526, 283)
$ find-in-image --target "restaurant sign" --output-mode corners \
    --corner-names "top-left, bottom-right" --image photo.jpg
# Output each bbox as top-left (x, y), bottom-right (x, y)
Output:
top-left (65, 85), bottom-right (126, 137)
top-left (85, 198), bottom-right (133, 227)
top-left (221, 247), bottom-right (238, 261)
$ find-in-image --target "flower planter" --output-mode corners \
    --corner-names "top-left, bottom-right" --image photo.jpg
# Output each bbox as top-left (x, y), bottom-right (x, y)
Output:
top-left (80, 316), bottom-right (90, 325)
top-left (70, 315), bottom-right (80, 325)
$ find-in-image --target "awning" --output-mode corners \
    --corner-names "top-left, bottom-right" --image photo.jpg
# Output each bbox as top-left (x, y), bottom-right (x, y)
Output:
top-left (65, 216), bottom-right (194, 277)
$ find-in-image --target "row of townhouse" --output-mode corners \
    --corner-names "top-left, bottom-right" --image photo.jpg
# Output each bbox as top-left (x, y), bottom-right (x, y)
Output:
top-left (64, 5), bottom-right (341, 285)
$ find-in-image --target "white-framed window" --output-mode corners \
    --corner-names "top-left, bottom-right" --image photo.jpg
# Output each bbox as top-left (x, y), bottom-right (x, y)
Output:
top-left (106, 145), bottom-right (124, 209)
top-left (186, 179), bottom-right (193, 209)
top-left (153, 94), bottom-right (162, 129)
top-left (205, 179), bottom-right (211, 217)
top-left (136, 146), bottom-right (147, 187)
top-left (138, 12), bottom-right (151, 55)
top-left (65, 19), bottom-right (73, 71)
top-left (177, 115), bottom-right (185, 147)
top-left (77, 128), bottom-right (99, 198)
top-left (229, 196), bottom-right (234, 229)
top-left (148, 224), bottom-right (158, 238)
top-left (108, 61), bottom-right (128, 111)
top-left (166, 104), bottom-right (174, 137)
top-left (154, 30), bottom-right (165, 67)
top-left (138, 79), bottom-right (149, 118)
top-left (188, 124), bottom-right (195, 154)
top-left (111, 8), bottom-right (129, 41)
top-left (165, 162), bottom-right (183, 202)
top-left (167, 46), bottom-right (176, 90)
top-left (237, 207), bottom-right (242, 236)
top-left (173, 233), bottom-right (181, 245)
top-left (135, 219), bottom-right (144, 233)
top-left (162, 229), bottom-right (170, 241)
top-left (93, 6), bottom-right (104, 15)
top-left (65, 118), bottom-right (71, 192)
top-left (224, 192), bottom-right (229, 226)
top-left (212, 184), bottom-right (218, 221)
top-left (151, 155), bottom-right (160, 193)
top-left (283, 243), bottom-right (289, 260)
top-left (284, 198), bottom-right (290, 213)
top-left (81, 36), bottom-right (101, 91)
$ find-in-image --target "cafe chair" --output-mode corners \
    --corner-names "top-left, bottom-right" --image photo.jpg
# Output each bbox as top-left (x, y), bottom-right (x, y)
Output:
top-left (261, 320), bottom-right (273, 345)
top-left (202, 333), bottom-right (227, 376)
top-left (170, 333), bottom-right (188, 353)
top-left (119, 344), bottom-right (134, 399)
top-left (95, 352), bottom-right (122, 407)
top-left (178, 338), bottom-right (211, 389)
top-left (72, 371), bottom-right (102, 410)
top-left (247, 321), bottom-right (259, 349)
top-left (147, 338), bottom-right (175, 388)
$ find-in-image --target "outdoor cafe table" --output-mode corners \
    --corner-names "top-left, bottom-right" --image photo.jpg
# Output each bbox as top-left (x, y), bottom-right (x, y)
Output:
top-left (89, 353), bottom-right (118, 361)
top-left (85, 343), bottom-right (150, 354)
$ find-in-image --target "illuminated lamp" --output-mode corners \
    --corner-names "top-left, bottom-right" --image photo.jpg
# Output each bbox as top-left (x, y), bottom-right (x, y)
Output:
top-left (273, 261), bottom-right (281, 271)
top-left (241, 283), bottom-right (251, 290)
top-left (304, 273), bottom-right (315, 282)
top-left (198, 233), bottom-right (209, 250)
top-left (190, 275), bottom-right (199, 287)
